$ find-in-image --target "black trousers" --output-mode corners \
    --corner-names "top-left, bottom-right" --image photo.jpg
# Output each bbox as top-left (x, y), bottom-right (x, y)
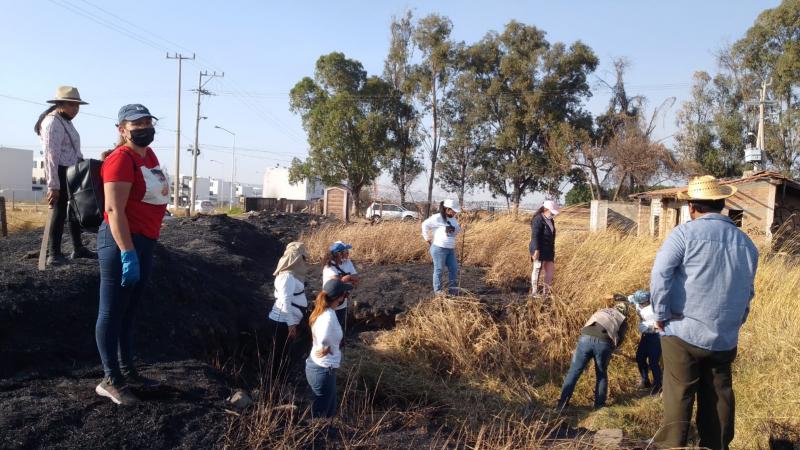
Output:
top-left (655, 335), bottom-right (737, 450)
top-left (48, 165), bottom-right (83, 255)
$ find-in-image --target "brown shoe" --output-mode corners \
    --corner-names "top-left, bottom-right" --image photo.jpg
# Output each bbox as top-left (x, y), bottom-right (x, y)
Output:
top-left (95, 377), bottom-right (139, 405)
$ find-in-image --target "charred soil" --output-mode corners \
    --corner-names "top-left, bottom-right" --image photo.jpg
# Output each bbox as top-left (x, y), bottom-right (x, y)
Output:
top-left (0, 213), bottom-right (514, 449)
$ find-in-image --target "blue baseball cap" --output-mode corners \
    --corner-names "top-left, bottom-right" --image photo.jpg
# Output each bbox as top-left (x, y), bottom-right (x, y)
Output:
top-left (117, 104), bottom-right (156, 124)
top-left (322, 278), bottom-right (353, 299)
top-left (628, 290), bottom-right (651, 305)
top-left (329, 241), bottom-right (353, 253)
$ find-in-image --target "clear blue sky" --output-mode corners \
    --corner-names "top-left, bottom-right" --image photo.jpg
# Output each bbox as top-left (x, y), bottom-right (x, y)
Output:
top-left (0, 0), bottom-right (778, 202)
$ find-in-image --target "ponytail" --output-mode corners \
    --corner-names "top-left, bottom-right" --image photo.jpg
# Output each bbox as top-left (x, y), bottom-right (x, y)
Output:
top-left (33, 105), bottom-right (58, 136)
top-left (310, 291), bottom-right (332, 326)
top-left (102, 121), bottom-right (129, 160)
top-left (439, 201), bottom-right (448, 221)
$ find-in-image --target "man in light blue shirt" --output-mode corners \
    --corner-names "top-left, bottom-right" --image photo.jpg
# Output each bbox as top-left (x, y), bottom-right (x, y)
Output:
top-left (650, 175), bottom-right (758, 450)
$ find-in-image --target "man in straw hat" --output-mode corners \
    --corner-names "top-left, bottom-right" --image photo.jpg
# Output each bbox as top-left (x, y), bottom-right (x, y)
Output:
top-left (33, 86), bottom-right (94, 265)
top-left (650, 175), bottom-right (758, 450)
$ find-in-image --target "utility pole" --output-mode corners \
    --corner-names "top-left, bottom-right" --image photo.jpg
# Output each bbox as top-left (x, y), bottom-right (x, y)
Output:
top-left (189, 70), bottom-right (224, 215)
top-left (746, 77), bottom-right (777, 172)
top-left (755, 78), bottom-right (769, 172)
top-left (214, 125), bottom-right (236, 212)
top-left (166, 52), bottom-right (195, 212)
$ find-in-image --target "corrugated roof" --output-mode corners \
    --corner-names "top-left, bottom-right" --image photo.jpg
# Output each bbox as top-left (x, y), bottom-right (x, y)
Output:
top-left (630, 171), bottom-right (800, 200)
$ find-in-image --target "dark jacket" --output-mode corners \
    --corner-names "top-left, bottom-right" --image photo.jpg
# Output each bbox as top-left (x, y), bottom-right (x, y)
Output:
top-left (529, 213), bottom-right (556, 261)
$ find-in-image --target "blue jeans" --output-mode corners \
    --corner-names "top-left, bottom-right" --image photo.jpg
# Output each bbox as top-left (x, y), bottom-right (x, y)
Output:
top-left (305, 361), bottom-right (337, 418)
top-left (558, 335), bottom-right (613, 408)
top-left (430, 245), bottom-right (458, 295)
top-left (95, 221), bottom-right (156, 381)
top-left (636, 333), bottom-right (662, 386)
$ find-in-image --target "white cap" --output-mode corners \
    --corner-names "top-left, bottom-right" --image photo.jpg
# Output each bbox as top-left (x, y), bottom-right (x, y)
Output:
top-left (442, 199), bottom-right (461, 213)
top-left (542, 200), bottom-right (560, 215)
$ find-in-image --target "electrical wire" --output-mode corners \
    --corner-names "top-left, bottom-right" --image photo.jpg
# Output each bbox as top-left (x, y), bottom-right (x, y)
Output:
top-left (48, 0), bottom-right (309, 146)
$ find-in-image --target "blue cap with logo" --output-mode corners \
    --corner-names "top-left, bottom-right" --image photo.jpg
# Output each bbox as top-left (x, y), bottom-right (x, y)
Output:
top-left (118, 104), bottom-right (156, 124)
top-left (329, 241), bottom-right (353, 254)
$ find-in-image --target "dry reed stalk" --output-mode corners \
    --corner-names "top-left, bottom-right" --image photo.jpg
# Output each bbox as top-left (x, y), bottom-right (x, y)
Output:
top-left (301, 219), bottom-right (800, 448)
top-left (5, 207), bottom-right (48, 233)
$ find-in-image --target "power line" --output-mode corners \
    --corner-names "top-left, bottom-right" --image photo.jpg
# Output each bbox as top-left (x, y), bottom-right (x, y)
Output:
top-left (0, 92), bottom-right (179, 133)
top-left (48, 0), bottom-right (309, 147)
top-left (47, 0), bottom-right (167, 52)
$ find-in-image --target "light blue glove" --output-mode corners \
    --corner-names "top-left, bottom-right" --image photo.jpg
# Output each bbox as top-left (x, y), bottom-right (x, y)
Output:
top-left (120, 249), bottom-right (140, 287)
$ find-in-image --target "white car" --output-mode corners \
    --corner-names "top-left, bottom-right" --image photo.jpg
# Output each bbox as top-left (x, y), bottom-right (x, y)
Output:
top-left (366, 202), bottom-right (420, 221)
top-left (194, 200), bottom-right (215, 214)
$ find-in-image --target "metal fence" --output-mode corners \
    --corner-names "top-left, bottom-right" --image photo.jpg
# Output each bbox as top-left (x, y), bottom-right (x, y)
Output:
top-left (244, 197), bottom-right (323, 214)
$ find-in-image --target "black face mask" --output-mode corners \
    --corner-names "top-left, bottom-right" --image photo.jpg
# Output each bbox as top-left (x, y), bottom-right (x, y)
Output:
top-left (129, 127), bottom-right (155, 147)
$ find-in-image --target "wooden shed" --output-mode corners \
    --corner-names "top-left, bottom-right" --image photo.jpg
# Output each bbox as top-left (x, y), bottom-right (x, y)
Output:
top-left (323, 186), bottom-right (353, 222)
top-left (629, 171), bottom-right (800, 243)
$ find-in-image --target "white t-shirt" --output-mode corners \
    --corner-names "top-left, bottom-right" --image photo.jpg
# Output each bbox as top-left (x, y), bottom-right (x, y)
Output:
top-left (307, 308), bottom-right (343, 368)
top-left (322, 259), bottom-right (357, 311)
top-left (636, 303), bottom-right (658, 334)
top-left (421, 214), bottom-right (461, 249)
top-left (268, 272), bottom-right (307, 326)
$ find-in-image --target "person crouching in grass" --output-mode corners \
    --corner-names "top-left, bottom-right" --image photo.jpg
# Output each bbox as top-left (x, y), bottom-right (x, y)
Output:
top-left (556, 297), bottom-right (630, 411)
top-left (306, 279), bottom-right (352, 422)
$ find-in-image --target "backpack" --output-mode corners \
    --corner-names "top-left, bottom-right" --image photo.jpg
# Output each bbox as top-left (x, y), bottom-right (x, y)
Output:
top-left (65, 159), bottom-right (105, 232)
top-left (66, 153), bottom-right (136, 232)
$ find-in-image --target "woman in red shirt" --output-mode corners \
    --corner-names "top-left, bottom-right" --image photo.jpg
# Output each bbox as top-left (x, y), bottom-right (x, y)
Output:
top-left (94, 104), bottom-right (169, 405)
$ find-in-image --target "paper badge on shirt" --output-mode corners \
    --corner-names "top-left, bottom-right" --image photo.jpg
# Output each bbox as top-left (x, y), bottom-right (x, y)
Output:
top-left (141, 166), bottom-right (170, 205)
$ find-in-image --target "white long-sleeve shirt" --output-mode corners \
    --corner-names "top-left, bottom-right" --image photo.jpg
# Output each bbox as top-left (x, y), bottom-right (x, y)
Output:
top-left (421, 214), bottom-right (461, 249)
top-left (636, 303), bottom-right (658, 334)
top-left (268, 272), bottom-right (307, 326)
top-left (40, 113), bottom-right (82, 190)
top-left (308, 309), bottom-right (343, 368)
top-left (322, 259), bottom-right (357, 311)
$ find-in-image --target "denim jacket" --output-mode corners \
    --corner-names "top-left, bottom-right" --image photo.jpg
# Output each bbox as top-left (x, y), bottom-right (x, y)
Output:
top-left (650, 213), bottom-right (758, 351)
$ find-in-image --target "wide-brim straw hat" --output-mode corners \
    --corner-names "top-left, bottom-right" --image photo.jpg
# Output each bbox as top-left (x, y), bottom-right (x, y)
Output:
top-left (46, 86), bottom-right (88, 105)
top-left (677, 175), bottom-right (737, 200)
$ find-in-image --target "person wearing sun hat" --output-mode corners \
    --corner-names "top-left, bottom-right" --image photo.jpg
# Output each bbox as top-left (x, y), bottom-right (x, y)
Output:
top-left (555, 296), bottom-right (630, 411)
top-left (421, 199), bottom-right (463, 295)
top-left (33, 86), bottom-right (94, 265)
top-left (529, 199), bottom-right (559, 297)
top-left (650, 175), bottom-right (759, 450)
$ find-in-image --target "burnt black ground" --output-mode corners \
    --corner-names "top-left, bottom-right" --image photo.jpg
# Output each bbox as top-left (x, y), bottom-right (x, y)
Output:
top-left (0, 212), bottom-right (515, 449)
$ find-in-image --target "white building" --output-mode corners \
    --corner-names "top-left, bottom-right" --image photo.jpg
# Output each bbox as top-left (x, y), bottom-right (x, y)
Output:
top-left (262, 167), bottom-right (324, 200)
top-left (237, 183), bottom-right (258, 198)
top-left (0, 147), bottom-right (40, 202)
top-left (33, 157), bottom-right (47, 191)
top-left (180, 174), bottom-right (211, 201)
top-left (210, 178), bottom-right (234, 206)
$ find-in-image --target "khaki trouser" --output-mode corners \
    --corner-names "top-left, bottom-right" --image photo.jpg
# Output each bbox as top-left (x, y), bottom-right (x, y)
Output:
top-left (654, 335), bottom-right (737, 450)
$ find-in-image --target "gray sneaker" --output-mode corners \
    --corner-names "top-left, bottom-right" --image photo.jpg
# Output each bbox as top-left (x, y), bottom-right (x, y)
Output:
top-left (95, 377), bottom-right (139, 405)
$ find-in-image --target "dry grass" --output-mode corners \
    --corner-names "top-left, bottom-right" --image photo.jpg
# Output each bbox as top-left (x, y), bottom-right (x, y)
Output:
top-left (300, 217), bottom-right (800, 449)
top-left (4, 204), bottom-right (48, 233)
